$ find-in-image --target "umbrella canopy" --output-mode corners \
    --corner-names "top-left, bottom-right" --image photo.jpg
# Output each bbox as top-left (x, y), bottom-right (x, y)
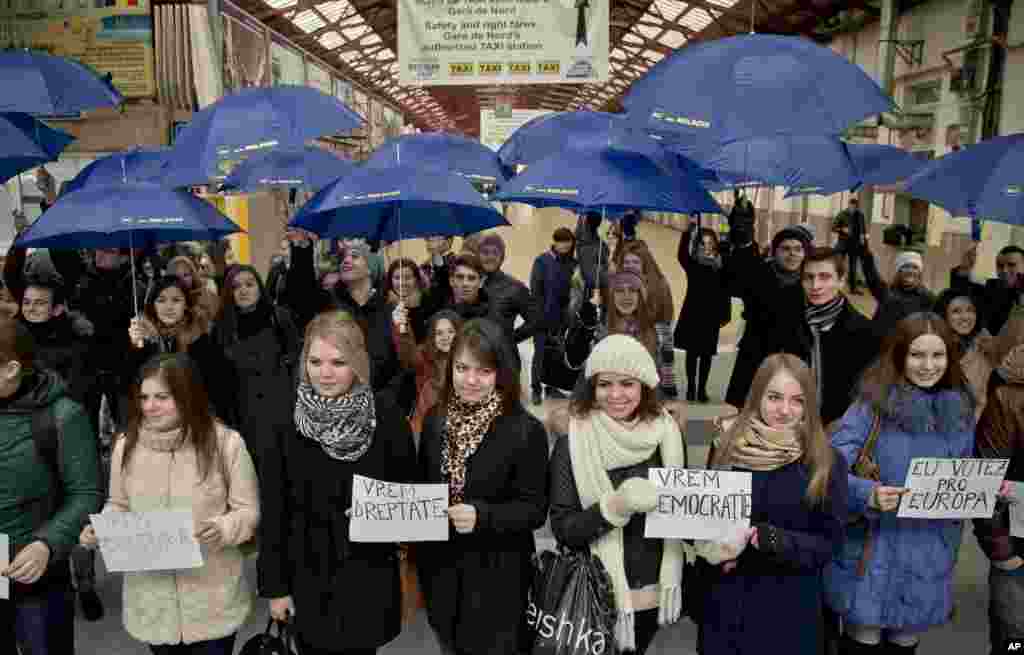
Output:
top-left (497, 111), bottom-right (628, 167)
top-left (366, 133), bottom-right (508, 183)
top-left (783, 142), bottom-right (928, 197)
top-left (905, 133), bottom-right (1024, 224)
top-left (222, 145), bottom-right (355, 192)
top-left (63, 147), bottom-right (168, 194)
top-left (15, 183), bottom-right (244, 249)
top-left (291, 164), bottom-right (508, 242)
top-left (0, 50), bottom-right (123, 115)
top-left (0, 112), bottom-right (75, 182)
top-left (161, 85), bottom-right (364, 188)
top-left (495, 138), bottom-right (722, 215)
top-left (624, 34), bottom-right (894, 145)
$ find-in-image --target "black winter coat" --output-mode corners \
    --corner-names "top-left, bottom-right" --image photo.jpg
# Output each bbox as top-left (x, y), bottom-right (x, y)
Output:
top-left (416, 406), bottom-right (550, 655)
top-left (675, 229), bottom-right (731, 355)
top-left (483, 270), bottom-right (540, 344)
top-left (22, 315), bottom-right (94, 405)
top-left (787, 302), bottom-right (879, 426)
top-left (258, 391), bottom-right (417, 652)
top-left (724, 244), bottom-right (807, 408)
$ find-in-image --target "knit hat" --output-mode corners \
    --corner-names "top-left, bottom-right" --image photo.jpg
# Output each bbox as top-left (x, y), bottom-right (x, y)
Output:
top-left (894, 251), bottom-right (924, 272)
top-left (478, 234), bottom-right (506, 261)
top-left (771, 224), bottom-right (814, 253)
top-left (608, 270), bottom-right (643, 290)
top-left (585, 334), bottom-right (660, 388)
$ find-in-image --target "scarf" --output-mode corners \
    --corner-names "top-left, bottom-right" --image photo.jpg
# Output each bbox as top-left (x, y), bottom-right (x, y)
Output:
top-left (727, 418), bottom-right (804, 471)
top-left (805, 296), bottom-right (845, 403)
top-left (568, 410), bottom-right (686, 651)
top-left (294, 381), bottom-right (376, 461)
top-left (441, 391), bottom-right (503, 504)
top-left (998, 344), bottom-right (1024, 385)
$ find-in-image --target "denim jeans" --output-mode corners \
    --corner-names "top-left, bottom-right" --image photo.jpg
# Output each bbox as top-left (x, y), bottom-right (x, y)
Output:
top-left (0, 581), bottom-right (76, 655)
top-left (149, 633), bottom-right (236, 655)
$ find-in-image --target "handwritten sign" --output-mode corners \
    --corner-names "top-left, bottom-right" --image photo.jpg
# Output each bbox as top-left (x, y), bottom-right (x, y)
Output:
top-left (644, 468), bottom-right (753, 541)
top-left (0, 533), bottom-right (8, 599)
top-left (89, 511), bottom-right (204, 572)
top-left (1009, 481), bottom-right (1024, 538)
top-left (898, 458), bottom-right (1009, 519)
top-left (350, 475), bottom-right (449, 543)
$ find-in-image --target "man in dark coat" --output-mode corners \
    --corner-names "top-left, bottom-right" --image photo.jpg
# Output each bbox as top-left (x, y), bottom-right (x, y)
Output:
top-left (575, 211), bottom-right (610, 297)
top-left (789, 247), bottom-right (879, 425)
top-left (528, 227), bottom-right (577, 405)
top-left (724, 224), bottom-right (813, 409)
top-left (862, 248), bottom-right (935, 339)
top-left (478, 234), bottom-right (540, 348)
top-left (832, 196), bottom-right (868, 294)
top-left (951, 244), bottom-right (1024, 335)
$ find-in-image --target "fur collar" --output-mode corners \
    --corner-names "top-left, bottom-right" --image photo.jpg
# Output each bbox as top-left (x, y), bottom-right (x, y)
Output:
top-left (883, 385), bottom-right (974, 434)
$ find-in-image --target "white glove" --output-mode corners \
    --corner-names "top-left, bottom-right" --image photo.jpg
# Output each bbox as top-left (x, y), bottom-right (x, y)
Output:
top-left (658, 585), bottom-right (682, 626)
top-left (694, 532), bottom-right (750, 565)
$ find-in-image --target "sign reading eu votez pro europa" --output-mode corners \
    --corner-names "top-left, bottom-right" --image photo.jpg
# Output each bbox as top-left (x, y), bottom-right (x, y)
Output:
top-left (398, 0), bottom-right (608, 85)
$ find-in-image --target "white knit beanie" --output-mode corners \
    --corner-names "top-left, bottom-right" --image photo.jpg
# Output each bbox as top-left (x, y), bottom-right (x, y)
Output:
top-left (584, 334), bottom-right (660, 388)
top-left (894, 251), bottom-right (924, 272)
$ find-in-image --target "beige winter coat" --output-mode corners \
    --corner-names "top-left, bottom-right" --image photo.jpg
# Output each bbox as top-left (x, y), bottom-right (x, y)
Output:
top-left (105, 424), bottom-right (260, 645)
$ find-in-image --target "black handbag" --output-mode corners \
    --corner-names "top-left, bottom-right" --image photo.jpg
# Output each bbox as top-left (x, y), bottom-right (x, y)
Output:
top-left (239, 619), bottom-right (298, 655)
top-left (540, 331), bottom-right (581, 393)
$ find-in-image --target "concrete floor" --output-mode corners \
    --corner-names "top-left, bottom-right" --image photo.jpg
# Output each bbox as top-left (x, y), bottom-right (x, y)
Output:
top-left (74, 217), bottom-right (989, 653)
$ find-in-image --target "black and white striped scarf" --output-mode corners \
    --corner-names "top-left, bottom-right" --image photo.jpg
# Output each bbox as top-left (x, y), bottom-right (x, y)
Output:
top-left (805, 296), bottom-right (845, 403)
top-left (294, 381), bottom-right (376, 461)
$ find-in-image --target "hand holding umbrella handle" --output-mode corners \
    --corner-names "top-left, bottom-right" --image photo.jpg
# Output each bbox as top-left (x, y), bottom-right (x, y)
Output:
top-left (129, 317), bottom-right (146, 349)
top-left (393, 303), bottom-right (408, 334)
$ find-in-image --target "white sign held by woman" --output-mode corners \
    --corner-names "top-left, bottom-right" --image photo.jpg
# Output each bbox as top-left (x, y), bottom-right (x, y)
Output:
top-left (644, 467), bottom-right (752, 541)
top-left (89, 510), bottom-right (204, 572)
top-left (898, 458), bottom-right (1009, 519)
top-left (350, 475), bottom-right (450, 542)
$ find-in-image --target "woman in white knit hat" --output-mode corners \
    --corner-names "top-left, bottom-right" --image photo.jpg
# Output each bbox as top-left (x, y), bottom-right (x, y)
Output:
top-left (862, 248), bottom-right (936, 337)
top-left (548, 333), bottom-right (688, 653)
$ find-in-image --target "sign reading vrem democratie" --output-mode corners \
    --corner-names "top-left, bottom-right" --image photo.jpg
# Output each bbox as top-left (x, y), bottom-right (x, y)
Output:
top-left (398, 0), bottom-right (609, 85)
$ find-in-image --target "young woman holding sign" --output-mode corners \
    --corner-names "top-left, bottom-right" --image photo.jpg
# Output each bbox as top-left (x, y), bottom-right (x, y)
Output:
top-left (825, 313), bottom-right (975, 655)
top-left (696, 354), bottom-right (847, 655)
top-left (258, 310), bottom-right (417, 655)
top-left (415, 318), bottom-right (549, 655)
top-left (547, 334), bottom-right (688, 654)
top-left (80, 353), bottom-right (259, 655)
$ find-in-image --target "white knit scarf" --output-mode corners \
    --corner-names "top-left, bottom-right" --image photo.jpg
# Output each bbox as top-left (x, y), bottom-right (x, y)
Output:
top-left (568, 409), bottom-right (686, 651)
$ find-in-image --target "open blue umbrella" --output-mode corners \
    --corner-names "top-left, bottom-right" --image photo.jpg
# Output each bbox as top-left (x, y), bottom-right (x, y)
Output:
top-left (905, 133), bottom-right (1024, 225)
top-left (624, 34), bottom-right (894, 144)
top-left (15, 183), bottom-right (244, 249)
top-left (0, 50), bottom-right (123, 115)
top-left (291, 164), bottom-right (508, 242)
top-left (783, 142), bottom-right (927, 197)
top-left (497, 111), bottom-right (628, 167)
top-left (221, 145), bottom-right (355, 192)
top-left (62, 147), bottom-right (168, 194)
top-left (161, 85), bottom-right (364, 188)
top-left (0, 112), bottom-right (75, 182)
top-left (494, 137), bottom-right (722, 215)
top-left (366, 133), bottom-right (508, 183)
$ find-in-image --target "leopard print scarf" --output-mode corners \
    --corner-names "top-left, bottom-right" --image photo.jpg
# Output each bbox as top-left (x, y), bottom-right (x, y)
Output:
top-left (440, 391), bottom-right (503, 504)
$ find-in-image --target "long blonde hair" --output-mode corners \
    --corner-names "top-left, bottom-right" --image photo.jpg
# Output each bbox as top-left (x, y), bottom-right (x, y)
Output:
top-left (711, 354), bottom-right (834, 505)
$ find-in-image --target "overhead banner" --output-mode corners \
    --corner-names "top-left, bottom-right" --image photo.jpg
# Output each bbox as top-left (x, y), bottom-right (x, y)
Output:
top-left (398, 0), bottom-right (608, 86)
top-left (479, 108), bottom-right (550, 151)
top-left (0, 0), bottom-right (156, 98)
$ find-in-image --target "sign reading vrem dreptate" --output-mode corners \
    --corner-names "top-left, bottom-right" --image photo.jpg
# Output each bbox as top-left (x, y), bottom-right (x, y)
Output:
top-left (398, 0), bottom-right (608, 85)
top-left (898, 458), bottom-right (1008, 520)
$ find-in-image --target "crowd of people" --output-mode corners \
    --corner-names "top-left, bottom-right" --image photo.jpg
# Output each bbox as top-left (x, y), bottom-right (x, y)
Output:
top-left (2, 199), bottom-right (1024, 655)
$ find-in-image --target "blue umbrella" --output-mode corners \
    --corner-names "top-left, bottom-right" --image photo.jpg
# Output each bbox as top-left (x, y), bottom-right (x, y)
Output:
top-left (161, 85), bottom-right (364, 188)
top-left (494, 137), bottom-right (722, 215)
top-left (0, 50), bottom-right (123, 115)
top-left (0, 112), bottom-right (75, 182)
top-left (905, 133), bottom-right (1024, 225)
top-left (62, 147), bottom-right (168, 194)
top-left (497, 111), bottom-right (628, 167)
top-left (291, 164), bottom-right (508, 242)
top-left (366, 133), bottom-right (508, 183)
top-left (624, 34), bottom-right (894, 144)
top-left (15, 183), bottom-right (244, 249)
top-left (222, 145), bottom-right (355, 192)
top-left (783, 142), bottom-right (927, 197)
